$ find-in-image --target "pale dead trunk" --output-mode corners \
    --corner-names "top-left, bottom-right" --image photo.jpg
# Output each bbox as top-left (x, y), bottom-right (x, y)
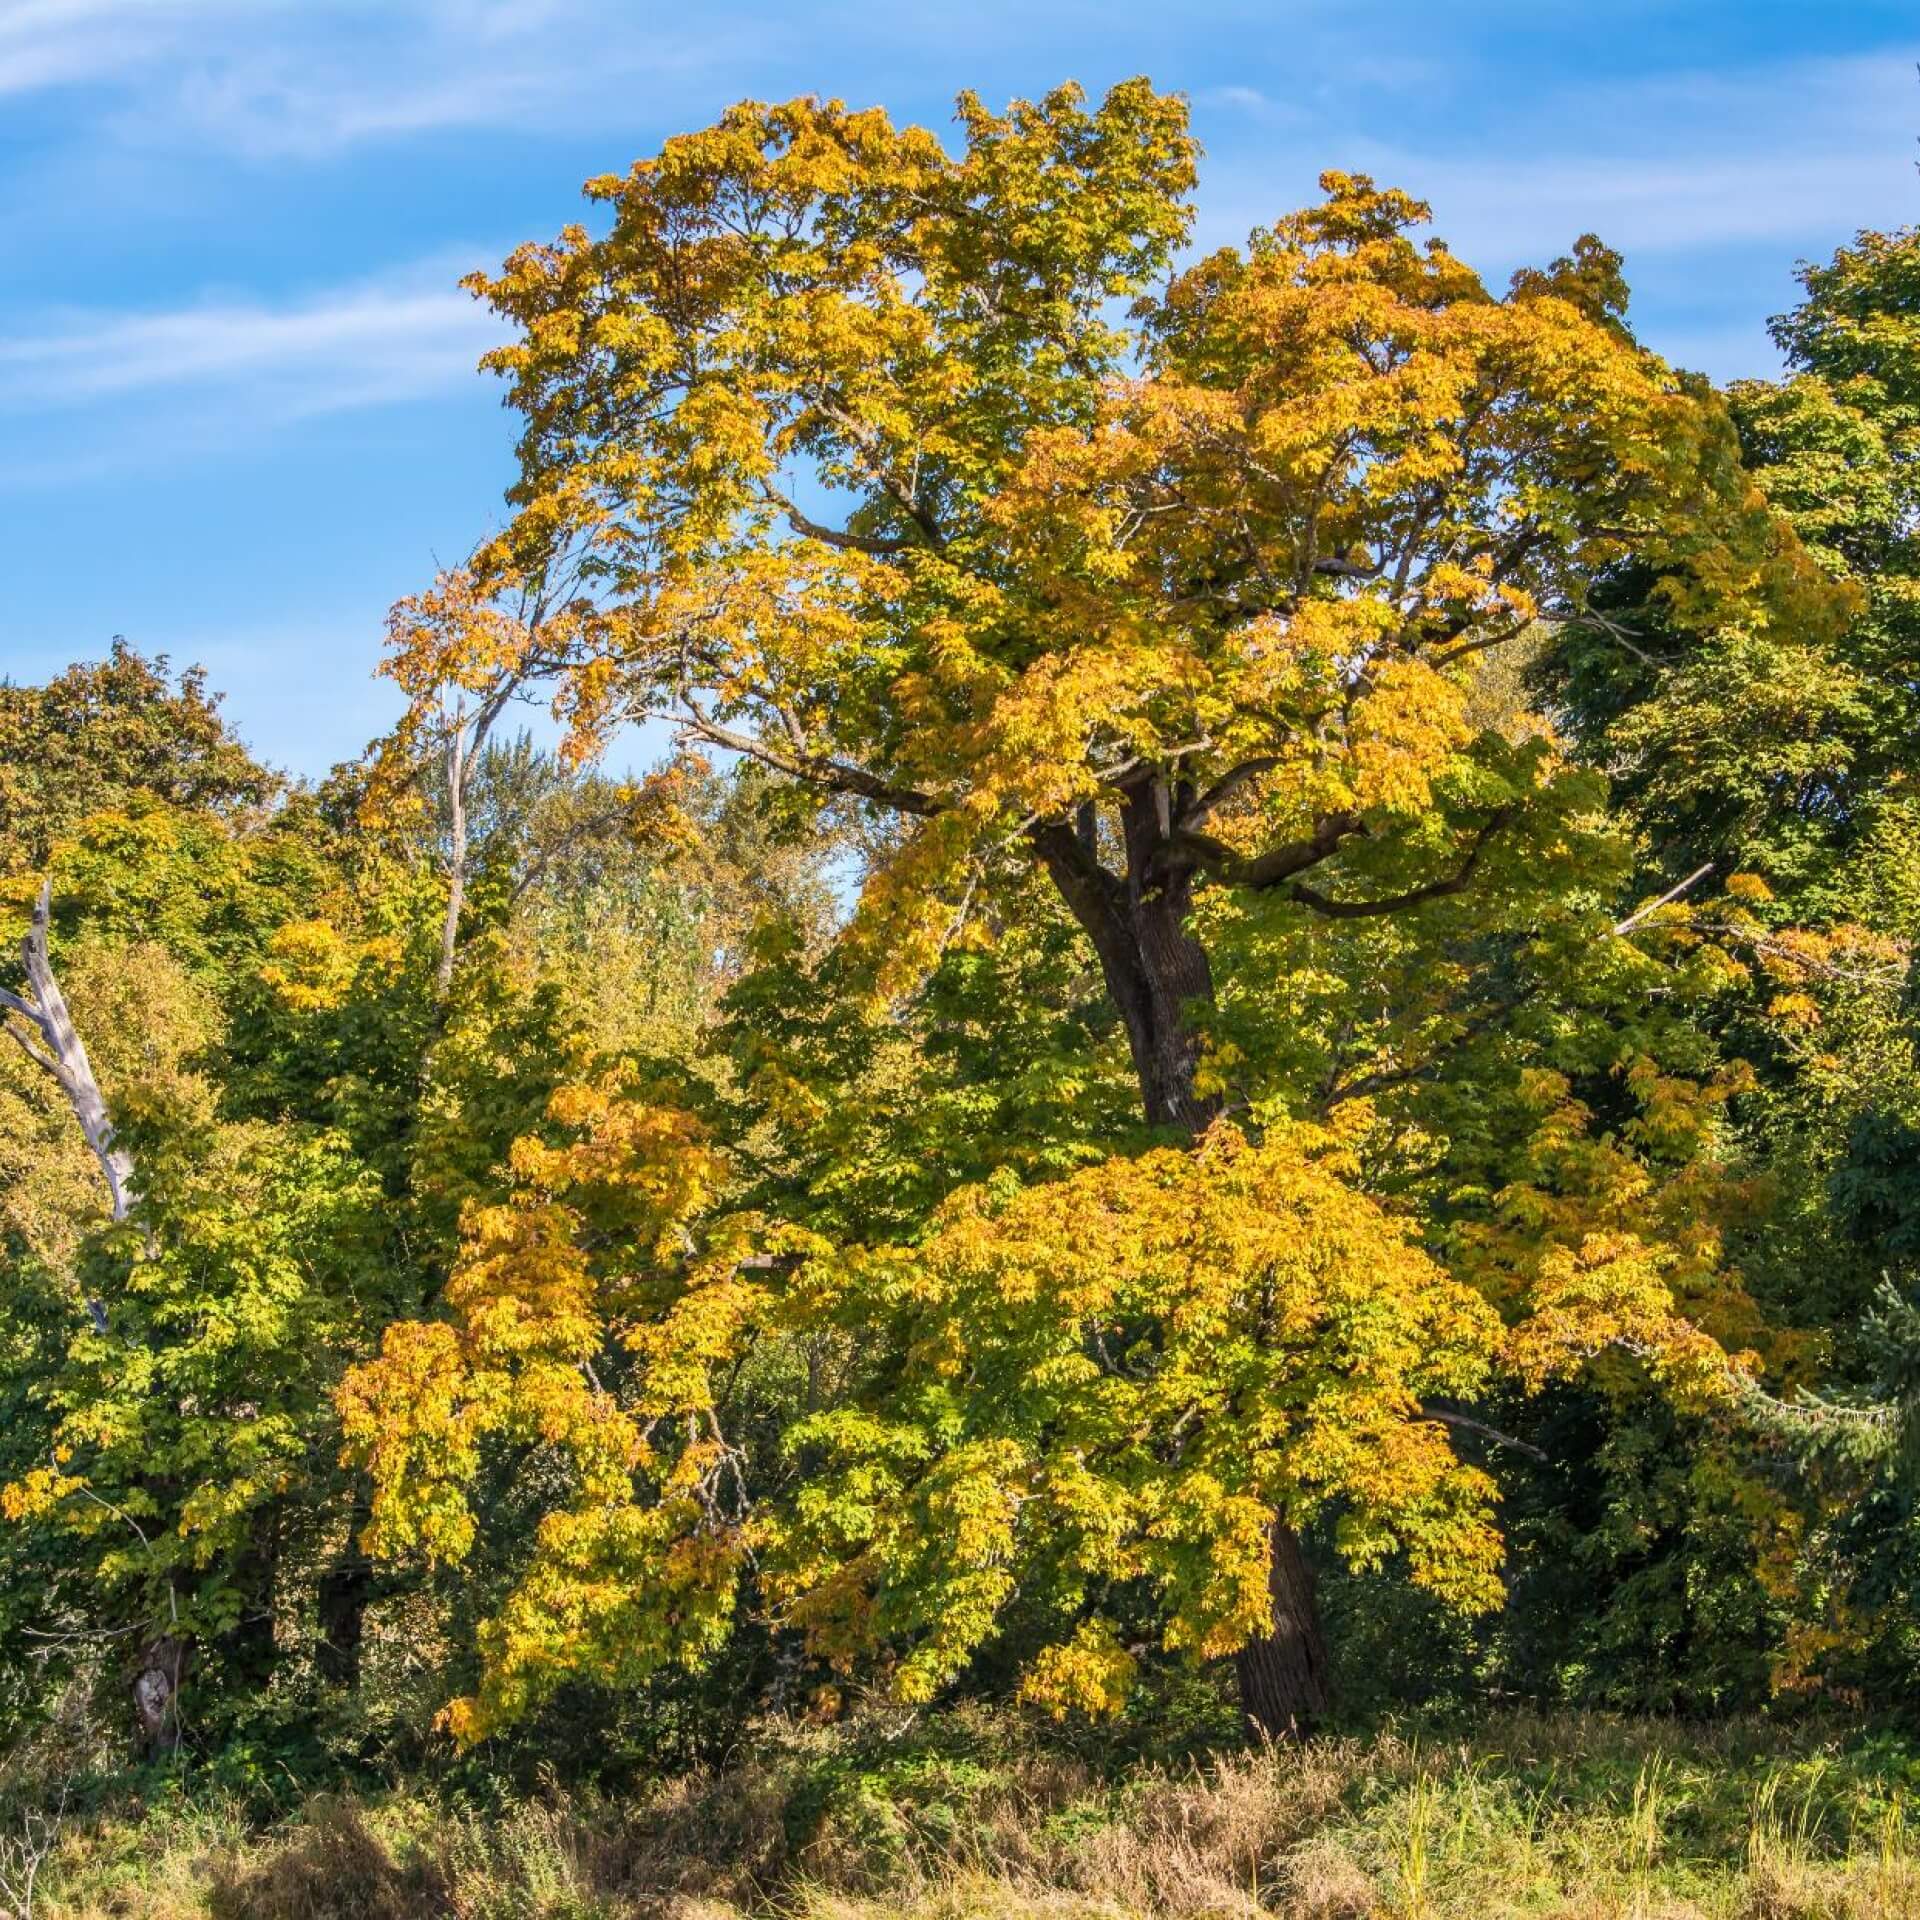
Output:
top-left (436, 724), bottom-right (468, 998)
top-left (1, 881), bottom-right (135, 1226)
top-left (1, 884), bottom-right (193, 1750)
top-left (131, 1634), bottom-right (188, 1757)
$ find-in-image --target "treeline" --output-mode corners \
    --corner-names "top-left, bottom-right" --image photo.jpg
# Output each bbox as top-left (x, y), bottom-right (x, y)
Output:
top-left (2, 79), bottom-right (1919, 1785)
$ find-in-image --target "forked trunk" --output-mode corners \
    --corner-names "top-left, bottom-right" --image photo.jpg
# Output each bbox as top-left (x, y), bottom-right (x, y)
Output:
top-left (1033, 783), bottom-right (1333, 1741)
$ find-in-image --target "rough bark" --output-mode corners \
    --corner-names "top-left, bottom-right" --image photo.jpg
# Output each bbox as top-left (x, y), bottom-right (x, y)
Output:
top-left (131, 1634), bottom-right (188, 1757)
top-left (1233, 1520), bottom-right (1332, 1740)
top-left (1032, 778), bottom-right (1332, 1740)
top-left (1033, 782), bottom-right (1222, 1135)
top-left (225, 1511), bottom-right (280, 1698)
top-left (315, 1511), bottom-right (375, 1691)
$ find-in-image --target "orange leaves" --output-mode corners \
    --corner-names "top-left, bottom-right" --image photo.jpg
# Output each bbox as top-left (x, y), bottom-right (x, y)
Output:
top-left (1019, 1619), bottom-right (1139, 1720)
top-left (380, 568), bottom-right (534, 706)
top-left (1345, 657), bottom-right (1472, 818)
top-left (1505, 1231), bottom-right (1733, 1401)
top-left (1455, 1054), bottom-right (1764, 1409)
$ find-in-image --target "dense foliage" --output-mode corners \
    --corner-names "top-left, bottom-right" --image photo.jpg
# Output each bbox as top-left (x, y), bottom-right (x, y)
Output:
top-left (3, 80), bottom-right (1919, 1791)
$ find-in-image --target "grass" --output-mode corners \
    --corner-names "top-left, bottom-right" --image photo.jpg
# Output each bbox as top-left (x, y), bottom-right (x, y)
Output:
top-left (8, 1708), bottom-right (1920, 1918)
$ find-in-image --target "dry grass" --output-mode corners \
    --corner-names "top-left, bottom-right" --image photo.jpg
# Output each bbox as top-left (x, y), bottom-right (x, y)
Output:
top-left (15, 1709), bottom-right (1920, 1919)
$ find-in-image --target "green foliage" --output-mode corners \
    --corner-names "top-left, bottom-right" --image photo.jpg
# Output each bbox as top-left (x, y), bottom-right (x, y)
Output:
top-left (9, 79), bottom-right (1920, 1845)
top-left (0, 641), bottom-right (277, 873)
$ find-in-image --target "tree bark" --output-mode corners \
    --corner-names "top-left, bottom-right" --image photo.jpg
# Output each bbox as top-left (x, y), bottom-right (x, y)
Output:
top-left (436, 726), bottom-right (468, 998)
top-left (2, 880), bottom-right (136, 1227)
top-left (1033, 778), bottom-right (1332, 1740)
top-left (132, 1634), bottom-right (188, 1758)
top-left (1233, 1520), bottom-right (1332, 1740)
top-left (315, 1512), bottom-right (374, 1691)
top-left (1033, 785), bottom-right (1221, 1134)
top-left (226, 1509), bottom-right (280, 1698)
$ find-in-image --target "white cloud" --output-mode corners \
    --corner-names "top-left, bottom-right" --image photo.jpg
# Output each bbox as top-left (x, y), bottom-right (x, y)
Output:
top-left (0, 0), bottom-right (776, 158)
top-left (1202, 48), bottom-right (1920, 264)
top-left (0, 255), bottom-right (510, 487)
top-left (0, 0), bottom-right (250, 96)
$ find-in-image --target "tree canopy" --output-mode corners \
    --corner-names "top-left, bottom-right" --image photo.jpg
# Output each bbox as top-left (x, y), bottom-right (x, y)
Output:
top-left (1, 77), bottom-right (1918, 1776)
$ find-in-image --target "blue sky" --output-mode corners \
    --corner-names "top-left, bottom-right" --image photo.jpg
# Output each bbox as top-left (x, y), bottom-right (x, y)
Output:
top-left (2, 1), bottom-right (1916, 779)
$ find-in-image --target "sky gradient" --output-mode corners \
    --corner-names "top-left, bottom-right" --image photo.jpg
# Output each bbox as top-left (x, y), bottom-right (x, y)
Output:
top-left (3, 1), bottom-right (1917, 778)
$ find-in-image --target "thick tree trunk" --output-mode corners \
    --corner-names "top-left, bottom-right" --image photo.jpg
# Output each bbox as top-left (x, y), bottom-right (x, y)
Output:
top-left (1032, 781), bottom-right (1333, 1741)
top-left (226, 1510), bottom-right (280, 1697)
top-left (1233, 1521), bottom-right (1331, 1740)
top-left (1033, 789), bottom-right (1221, 1134)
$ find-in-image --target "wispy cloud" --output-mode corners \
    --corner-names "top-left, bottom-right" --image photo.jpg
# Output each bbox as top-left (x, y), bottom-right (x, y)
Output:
top-left (0, 255), bottom-right (506, 484)
top-left (1191, 41), bottom-right (1918, 384)
top-left (1414, 53), bottom-right (1917, 258)
top-left (0, 0), bottom-right (776, 158)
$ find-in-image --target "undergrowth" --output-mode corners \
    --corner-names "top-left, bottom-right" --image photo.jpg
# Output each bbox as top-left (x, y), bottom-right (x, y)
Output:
top-left (8, 1708), bottom-right (1920, 1919)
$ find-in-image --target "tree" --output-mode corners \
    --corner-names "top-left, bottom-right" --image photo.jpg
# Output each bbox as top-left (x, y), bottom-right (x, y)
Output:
top-left (373, 80), bottom-right (1833, 1736)
top-left (1542, 224), bottom-right (1918, 911)
top-left (372, 569), bottom-right (575, 996)
top-left (1, 883), bottom-right (137, 1233)
top-left (0, 642), bottom-right (276, 874)
top-left (1531, 217), bottom-right (1920, 1704)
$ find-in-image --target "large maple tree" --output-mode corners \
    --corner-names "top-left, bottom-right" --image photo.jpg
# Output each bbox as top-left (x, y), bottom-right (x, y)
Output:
top-left (371, 79), bottom-right (1835, 1736)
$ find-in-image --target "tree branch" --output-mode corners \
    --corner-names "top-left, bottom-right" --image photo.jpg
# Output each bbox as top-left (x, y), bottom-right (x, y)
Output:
top-left (1169, 810), bottom-right (1365, 890)
top-left (1286, 809), bottom-right (1513, 919)
top-left (760, 482), bottom-right (916, 558)
top-left (1176, 755), bottom-right (1285, 832)
top-left (1611, 862), bottom-right (1713, 936)
top-left (1421, 1405), bottom-right (1549, 1463)
top-left (673, 708), bottom-right (947, 817)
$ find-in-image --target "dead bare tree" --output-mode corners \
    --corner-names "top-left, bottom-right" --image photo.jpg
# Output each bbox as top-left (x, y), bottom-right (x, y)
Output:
top-left (0, 886), bottom-right (189, 1751)
top-left (0, 1777), bottom-right (66, 1920)
top-left (1, 883), bottom-right (131, 1336)
top-left (0, 881), bottom-right (133, 1225)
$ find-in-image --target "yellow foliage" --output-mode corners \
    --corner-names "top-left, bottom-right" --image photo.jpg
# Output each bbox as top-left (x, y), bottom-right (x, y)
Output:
top-left (770, 1118), bottom-right (1506, 1708)
top-left (338, 1077), bottom-right (768, 1737)
top-left (1020, 1620), bottom-right (1139, 1719)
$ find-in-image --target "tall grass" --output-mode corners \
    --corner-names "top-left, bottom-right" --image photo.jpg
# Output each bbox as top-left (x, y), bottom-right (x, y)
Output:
top-left (12, 1708), bottom-right (1920, 1919)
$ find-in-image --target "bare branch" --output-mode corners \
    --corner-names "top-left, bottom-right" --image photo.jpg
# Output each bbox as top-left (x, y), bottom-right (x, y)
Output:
top-left (673, 707), bottom-right (947, 818)
top-left (1421, 1405), bottom-right (1549, 1463)
top-left (1611, 863), bottom-right (1714, 937)
top-left (760, 481), bottom-right (916, 557)
top-left (12, 882), bottom-right (136, 1228)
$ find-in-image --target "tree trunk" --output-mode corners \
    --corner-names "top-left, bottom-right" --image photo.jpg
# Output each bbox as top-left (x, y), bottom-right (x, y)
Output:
top-left (1032, 780), bottom-right (1334, 1740)
top-left (4, 880), bottom-right (136, 1224)
top-left (436, 727), bottom-right (468, 998)
top-left (315, 1531), bottom-right (373, 1691)
top-left (132, 1634), bottom-right (188, 1758)
top-left (226, 1510), bottom-right (280, 1697)
top-left (1234, 1520), bottom-right (1331, 1740)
